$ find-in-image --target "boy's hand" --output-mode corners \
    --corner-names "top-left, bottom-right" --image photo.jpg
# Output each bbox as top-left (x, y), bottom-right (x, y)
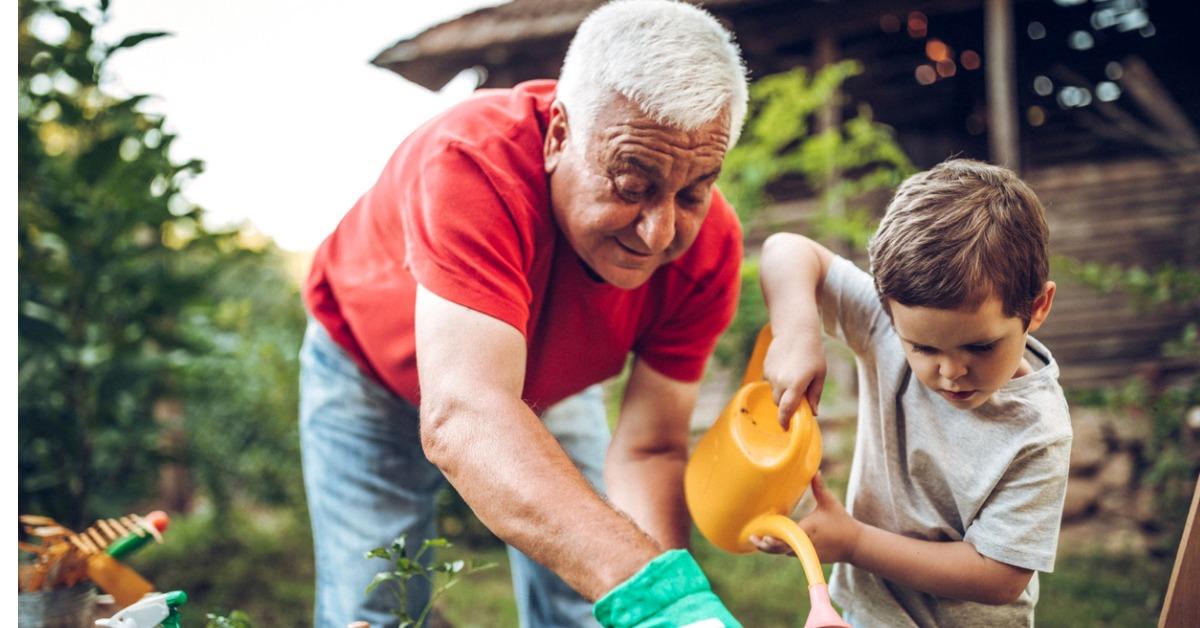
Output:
top-left (750, 474), bottom-right (862, 564)
top-left (762, 330), bottom-right (826, 426)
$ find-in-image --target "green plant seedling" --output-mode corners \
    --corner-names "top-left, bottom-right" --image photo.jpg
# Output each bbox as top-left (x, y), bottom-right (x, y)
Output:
top-left (365, 534), bottom-right (497, 628)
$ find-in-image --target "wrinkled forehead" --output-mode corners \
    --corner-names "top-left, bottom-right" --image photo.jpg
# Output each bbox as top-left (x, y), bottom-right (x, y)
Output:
top-left (580, 94), bottom-right (730, 181)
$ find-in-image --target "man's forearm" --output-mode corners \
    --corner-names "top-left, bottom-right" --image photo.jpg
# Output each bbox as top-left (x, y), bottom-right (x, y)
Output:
top-left (849, 523), bottom-right (1033, 605)
top-left (422, 390), bottom-right (660, 601)
top-left (605, 448), bottom-right (691, 549)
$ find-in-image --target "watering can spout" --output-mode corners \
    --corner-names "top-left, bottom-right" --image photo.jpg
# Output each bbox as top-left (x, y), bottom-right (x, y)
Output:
top-left (743, 514), bottom-right (850, 628)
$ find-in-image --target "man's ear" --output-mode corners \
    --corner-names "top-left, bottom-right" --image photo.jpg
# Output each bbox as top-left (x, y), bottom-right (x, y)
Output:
top-left (543, 100), bottom-right (569, 174)
top-left (1026, 280), bottom-right (1056, 333)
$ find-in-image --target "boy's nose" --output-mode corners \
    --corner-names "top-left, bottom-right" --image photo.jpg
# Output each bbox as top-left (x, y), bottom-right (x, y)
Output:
top-left (939, 358), bottom-right (967, 381)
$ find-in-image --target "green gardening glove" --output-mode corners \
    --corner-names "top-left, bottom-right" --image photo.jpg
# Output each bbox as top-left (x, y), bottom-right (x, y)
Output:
top-left (593, 549), bottom-right (741, 628)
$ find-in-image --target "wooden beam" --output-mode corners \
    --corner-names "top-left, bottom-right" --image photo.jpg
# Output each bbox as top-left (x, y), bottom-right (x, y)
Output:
top-left (1120, 55), bottom-right (1200, 152)
top-left (1160, 476), bottom-right (1200, 627)
top-left (985, 0), bottom-right (1020, 170)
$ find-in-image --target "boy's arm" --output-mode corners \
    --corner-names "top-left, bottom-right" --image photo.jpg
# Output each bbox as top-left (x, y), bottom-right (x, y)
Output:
top-left (759, 233), bottom-right (836, 422)
top-left (850, 523), bottom-right (1034, 605)
top-left (755, 474), bottom-right (1034, 605)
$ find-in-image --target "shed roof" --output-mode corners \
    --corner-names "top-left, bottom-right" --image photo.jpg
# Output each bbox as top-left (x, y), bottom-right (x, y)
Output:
top-left (371, 0), bottom-right (980, 91)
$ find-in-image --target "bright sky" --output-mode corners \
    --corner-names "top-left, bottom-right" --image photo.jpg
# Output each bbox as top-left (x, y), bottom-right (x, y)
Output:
top-left (91, 0), bottom-right (506, 251)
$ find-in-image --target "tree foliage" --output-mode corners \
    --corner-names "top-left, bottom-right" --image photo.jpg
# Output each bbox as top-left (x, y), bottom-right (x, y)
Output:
top-left (715, 63), bottom-right (915, 368)
top-left (18, 0), bottom-right (306, 526)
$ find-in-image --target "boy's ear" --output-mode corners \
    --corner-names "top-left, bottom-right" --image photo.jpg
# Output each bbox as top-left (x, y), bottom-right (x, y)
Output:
top-left (1026, 281), bottom-right (1056, 333)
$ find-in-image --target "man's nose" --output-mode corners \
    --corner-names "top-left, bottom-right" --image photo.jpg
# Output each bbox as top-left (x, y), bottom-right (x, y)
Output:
top-left (636, 201), bottom-right (676, 253)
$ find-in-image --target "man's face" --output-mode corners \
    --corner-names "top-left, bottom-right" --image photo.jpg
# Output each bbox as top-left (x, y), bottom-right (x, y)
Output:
top-left (543, 94), bottom-right (729, 290)
top-left (888, 287), bottom-right (1053, 410)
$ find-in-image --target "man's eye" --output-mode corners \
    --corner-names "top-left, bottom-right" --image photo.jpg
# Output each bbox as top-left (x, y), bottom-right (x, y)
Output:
top-left (613, 176), bottom-right (649, 200)
top-left (676, 189), bottom-right (705, 207)
top-left (617, 187), bottom-right (645, 201)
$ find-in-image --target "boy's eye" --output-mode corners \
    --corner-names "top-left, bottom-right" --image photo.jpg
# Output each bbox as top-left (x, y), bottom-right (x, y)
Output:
top-left (966, 342), bottom-right (997, 354)
top-left (911, 344), bottom-right (937, 355)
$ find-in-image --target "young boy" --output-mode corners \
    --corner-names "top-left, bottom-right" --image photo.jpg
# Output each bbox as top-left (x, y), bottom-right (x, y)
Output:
top-left (753, 159), bottom-right (1072, 626)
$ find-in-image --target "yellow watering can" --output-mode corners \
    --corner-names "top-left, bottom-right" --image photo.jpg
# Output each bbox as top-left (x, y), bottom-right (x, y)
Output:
top-left (685, 326), bottom-right (849, 628)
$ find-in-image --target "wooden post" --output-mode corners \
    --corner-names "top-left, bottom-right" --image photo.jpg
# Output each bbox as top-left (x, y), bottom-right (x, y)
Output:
top-left (814, 31), bottom-right (844, 230)
top-left (1159, 475), bottom-right (1200, 627)
top-left (985, 0), bottom-right (1020, 171)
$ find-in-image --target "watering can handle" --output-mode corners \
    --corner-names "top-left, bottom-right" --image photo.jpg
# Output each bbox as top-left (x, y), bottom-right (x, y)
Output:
top-left (741, 325), bottom-right (775, 387)
top-left (745, 513), bottom-right (826, 587)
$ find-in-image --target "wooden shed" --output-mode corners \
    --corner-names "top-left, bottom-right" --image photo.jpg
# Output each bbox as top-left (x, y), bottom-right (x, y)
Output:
top-left (373, 0), bottom-right (1199, 391)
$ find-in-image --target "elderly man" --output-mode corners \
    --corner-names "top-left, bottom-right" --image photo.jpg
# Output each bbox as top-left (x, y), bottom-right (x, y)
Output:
top-left (301, 1), bottom-right (747, 626)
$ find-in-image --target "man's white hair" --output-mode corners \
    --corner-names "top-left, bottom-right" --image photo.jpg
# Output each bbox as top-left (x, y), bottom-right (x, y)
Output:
top-left (556, 0), bottom-right (749, 150)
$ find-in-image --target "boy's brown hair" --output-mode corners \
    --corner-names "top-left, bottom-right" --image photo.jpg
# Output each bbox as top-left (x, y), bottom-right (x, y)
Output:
top-left (867, 158), bottom-right (1049, 326)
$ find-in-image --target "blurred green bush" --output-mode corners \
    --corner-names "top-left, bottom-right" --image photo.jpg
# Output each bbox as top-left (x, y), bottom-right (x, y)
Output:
top-left (18, 0), bottom-right (306, 528)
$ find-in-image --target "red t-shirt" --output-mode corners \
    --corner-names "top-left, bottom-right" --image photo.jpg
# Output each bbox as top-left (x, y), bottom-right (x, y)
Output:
top-left (304, 80), bottom-right (742, 411)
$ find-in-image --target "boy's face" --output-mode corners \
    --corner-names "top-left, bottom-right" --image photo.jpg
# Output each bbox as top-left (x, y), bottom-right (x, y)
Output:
top-left (888, 283), bottom-right (1055, 410)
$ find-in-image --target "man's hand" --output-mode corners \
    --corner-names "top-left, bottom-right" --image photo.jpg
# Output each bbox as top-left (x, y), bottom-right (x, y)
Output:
top-left (762, 329), bottom-right (827, 427)
top-left (750, 473), bottom-right (862, 563)
top-left (593, 550), bottom-right (741, 628)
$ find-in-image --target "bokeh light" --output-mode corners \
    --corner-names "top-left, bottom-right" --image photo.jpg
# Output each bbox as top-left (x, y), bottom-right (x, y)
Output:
top-left (1117, 9), bottom-right (1150, 32)
top-left (966, 111), bottom-right (986, 135)
top-left (1057, 86), bottom-right (1093, 108)
top-left (915, 64), bottom-right (937, 85)
top-left (1091, 9), bottom-right (1116, 30)
top-left (936, 59), bottom-right (957, 78)
top-left (880, 14), bottom-right (901, 33)
top-left (907, 11), bottom-right (927, 38)
top-left (925, 38), bottom-right (950, 61)
top-left (1105, 61), bottom-right (1124, 80)
top-left (1034, 76), bottom-right (1054, 97)
top-left (1027, 21), bottom-right (1047, 40)
top-left (1027, 106), bottom-right (1046, 127)
top-left (1096, 81), bottom-right (1122, 102)
top-left (1069, 30), bottom-right (1095, 50)
top-left (960, 50), bottom-right (981, 70)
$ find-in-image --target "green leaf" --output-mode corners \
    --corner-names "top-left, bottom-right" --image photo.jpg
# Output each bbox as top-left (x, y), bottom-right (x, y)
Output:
top-left (421, 537), bottom-right (450, 550)
top-left (110, 31), bottom-right (172, 52)
top-left (364, 572), bottom-right (395, 595)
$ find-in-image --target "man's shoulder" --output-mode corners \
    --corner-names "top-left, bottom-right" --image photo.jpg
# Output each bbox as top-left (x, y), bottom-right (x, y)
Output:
top-left (402, 80), bottom-right (555, 179)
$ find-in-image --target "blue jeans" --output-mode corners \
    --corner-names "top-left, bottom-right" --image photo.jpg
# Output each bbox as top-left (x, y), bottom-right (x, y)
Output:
top-left (299, 319), bottom-right (609, 627)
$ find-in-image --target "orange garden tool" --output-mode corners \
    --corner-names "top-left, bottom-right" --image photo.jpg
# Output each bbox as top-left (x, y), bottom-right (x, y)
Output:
top-left (685, 326), bottom-right (849, 628)
top-left (20, 511), bottom-right (170, 608)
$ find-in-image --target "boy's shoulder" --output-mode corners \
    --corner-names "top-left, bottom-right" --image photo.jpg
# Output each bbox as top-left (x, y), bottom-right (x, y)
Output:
top-left (954, 335), bottom-right (1073, 449)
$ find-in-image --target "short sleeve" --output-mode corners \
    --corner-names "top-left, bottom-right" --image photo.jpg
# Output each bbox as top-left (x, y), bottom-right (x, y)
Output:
top-left (964, 437), bottom-right (1072, 572)
top-left (401, 142), bottom-right (537, 336)
top-left (634, 199), bottom-right (743, 382)
top-left (819, 256), bottom-right (890, 356)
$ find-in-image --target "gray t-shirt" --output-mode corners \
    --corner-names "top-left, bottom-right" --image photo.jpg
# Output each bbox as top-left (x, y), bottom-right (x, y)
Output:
top-left (821, 256), bottom-right (1072, 627)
